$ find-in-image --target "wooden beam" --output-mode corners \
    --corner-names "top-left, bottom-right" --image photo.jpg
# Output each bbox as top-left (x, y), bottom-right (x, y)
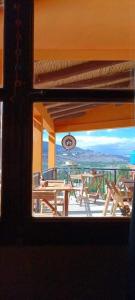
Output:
top-left (56, 72), bottom-right (131, 88)
top-left (33, 103), bottom-right (54, 132)
top-left (54, 103), bottom-right (135, 132)
top-left (33, 116), bottom-right (42, 126)
top-left (34, 60), bottom-right (85, 76)
top-left (55, 118), bottom-right (135, 132)
top-left (35, 61), bottom-right (134, 89)
top-left (33, 103), bottom-right (42, 116)
top-left (103, 81), bottom-right (131, 89)
top-left (44, 102), bottom-right (66, 106)
top-left (42, 105), bottom-right (54, 131)
top-left (52, 104), bottom-right (108, 119)
top-left (34, 61), bottom-right (124, 84)
top-left (52, 108), bottom-right (88, 119)
top-left (45, 102), bottom-right (71, 109)
top-left (54, 112), bottom-right (85, 120)
top-left (48, 102), bottom-right (96, 113)
top-left (49, 103), bottom-right (104, 116)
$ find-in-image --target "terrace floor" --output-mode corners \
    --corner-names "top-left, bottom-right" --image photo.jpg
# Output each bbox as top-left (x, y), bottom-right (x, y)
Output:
top-left (33, 195), bottom-right (130, 218)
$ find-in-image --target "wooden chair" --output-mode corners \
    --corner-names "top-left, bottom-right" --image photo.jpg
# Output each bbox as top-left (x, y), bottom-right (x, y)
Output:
top-left (69, 174), bottom-right (88, 205)
top-left (103, 180), bottom-right (113, 216)
top-left (116, 176), bottom-right (133, 201)
top-left (111, 182), bottom-right (131, 216)
top-left (103, 180), bottom-right (130, 216)
top-left (32, 190), bottom-right (64, 216)
top-left (86, 178), bottom-right (103, 203)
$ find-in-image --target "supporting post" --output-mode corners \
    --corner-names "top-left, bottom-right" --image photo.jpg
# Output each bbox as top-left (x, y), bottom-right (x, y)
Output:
top-left (48, 131), bottom-right (56, 169)
top-left (33, 118), bottom-right (43, 174)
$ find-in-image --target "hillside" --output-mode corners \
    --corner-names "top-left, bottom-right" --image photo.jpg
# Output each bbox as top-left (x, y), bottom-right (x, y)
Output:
top-left (43, 141), bottom-right (129, 167)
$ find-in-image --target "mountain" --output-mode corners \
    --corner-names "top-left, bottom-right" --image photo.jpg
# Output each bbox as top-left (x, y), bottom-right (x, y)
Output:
top-left (86, 144), bottom-right (132, 157)
top-left (43, 141), bottom-right (91, 155)
top-left (43, 141), bottom-right (129, 165)
top-left (43, 141), bottom-right (63, 153)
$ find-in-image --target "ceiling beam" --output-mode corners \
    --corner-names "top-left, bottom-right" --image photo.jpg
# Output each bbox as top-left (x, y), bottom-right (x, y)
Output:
top-left (35, 61), bottom-right (134, 89)
top-left (42, 106), bottom-right (55, 132)
top-left (48, 102), bottom-right (104, 115)
top-left (44, 102), bottom-right (66, 109)
top-left (54, 112), bottom-right (85, 120)
top-left (34, 60), bottom-right (85, 76)
top-left (104, 81), bottom-right (131, 89)
top-left (44, 102), bottom-right (71, 109)
top-left (34, 61), bottom-right (124, 84)
top-left (55, 118), bottom-right (135, 132)
top-left (51, 105), bottom-right (104, 119)
top-left (55, 71), bottom-right (131, 88)
top-left (54, 103), bottom-right (135, 132)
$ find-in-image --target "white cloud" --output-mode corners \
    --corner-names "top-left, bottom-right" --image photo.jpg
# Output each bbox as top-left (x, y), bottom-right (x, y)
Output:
top-left (71, 135), bottom-right (135, 148)
top-left (43, 136), bottom-right (48, 142)
top-left (86, 130), bottom-right (96, 135)
top-left (106, 129), bottom-right (116, 132)
top-left (44, 132), bottom-right (135, 151)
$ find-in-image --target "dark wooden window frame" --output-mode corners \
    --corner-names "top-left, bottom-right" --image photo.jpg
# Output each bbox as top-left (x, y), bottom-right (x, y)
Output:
top-left (0, 0), bottom-right (133, 245)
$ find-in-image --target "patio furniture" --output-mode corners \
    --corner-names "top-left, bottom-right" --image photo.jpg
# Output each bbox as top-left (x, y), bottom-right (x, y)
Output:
top-left (33, 183), bottom-right (82, 216)
top-left (82, 172), bottom-right (104, 203)
top-left (32, 189), bottom-right (64, 216)
top-left (117, 176), bottom-right (133, 201)
top-left (103, 180), bottom-right (131, 216)
top-left (69, 174), bottom-right (88, 205)
top-left (69, 172), bottom-right (104, 204)
top-left (122, 178), bottom-right (135, 193)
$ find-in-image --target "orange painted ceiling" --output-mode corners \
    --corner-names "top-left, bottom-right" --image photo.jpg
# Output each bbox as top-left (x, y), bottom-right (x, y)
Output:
top-left (34, 0), bottom-right (135, 60)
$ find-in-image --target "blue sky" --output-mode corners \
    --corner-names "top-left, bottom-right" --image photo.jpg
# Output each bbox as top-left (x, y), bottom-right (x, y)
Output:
top-left (43, 127), bottom-right (135, 156)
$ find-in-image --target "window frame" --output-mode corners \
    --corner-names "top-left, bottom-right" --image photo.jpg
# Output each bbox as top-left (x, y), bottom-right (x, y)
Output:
top-left (0, 0), bottom-right (132, 245)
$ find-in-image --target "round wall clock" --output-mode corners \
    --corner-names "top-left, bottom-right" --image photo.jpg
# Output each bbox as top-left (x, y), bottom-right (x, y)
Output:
top-left (61, 134), bottom-right (76, 150)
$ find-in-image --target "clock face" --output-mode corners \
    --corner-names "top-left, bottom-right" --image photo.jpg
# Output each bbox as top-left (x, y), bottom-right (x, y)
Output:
top-left (61, 134), bottom-right (76, 150)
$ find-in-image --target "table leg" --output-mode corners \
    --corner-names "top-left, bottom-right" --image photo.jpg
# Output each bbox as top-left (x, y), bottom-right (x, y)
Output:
top-left (36, 199), bottom-right (41, 213)
top-left (103, 190), bottom-right (111, 216)
top-left (64, 190), bottom-right (69, 216)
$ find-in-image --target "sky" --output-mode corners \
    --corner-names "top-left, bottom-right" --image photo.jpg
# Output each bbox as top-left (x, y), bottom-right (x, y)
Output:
top-left (43, 127), bottom-right (135, 156)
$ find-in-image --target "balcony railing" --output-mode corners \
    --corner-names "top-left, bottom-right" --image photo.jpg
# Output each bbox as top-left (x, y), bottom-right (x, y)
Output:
top-left (42, 167), bottom-right (134, 193)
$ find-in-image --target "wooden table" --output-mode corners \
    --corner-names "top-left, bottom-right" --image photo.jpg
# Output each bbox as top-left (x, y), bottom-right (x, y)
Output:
top-left (33, 184), bottom-right (82, 216)
top-left (70, 173), bottom-right (104, 196)
top-left (70, 173), bottom-right (103, 181)
top-left (123, 179), bottom-right (135, 192)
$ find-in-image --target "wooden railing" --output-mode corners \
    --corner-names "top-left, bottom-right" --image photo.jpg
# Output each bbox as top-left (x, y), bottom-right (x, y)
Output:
top-left (42, 167), bottom-right (134, 193)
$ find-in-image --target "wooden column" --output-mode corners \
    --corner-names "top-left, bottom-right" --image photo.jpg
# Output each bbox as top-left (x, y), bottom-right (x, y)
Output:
top-left (33, 119), bottom-right (43, 174)
top-left (48, 131), bottom-right (56, 169)
top-left (33, 104), bottom-right (44, 174)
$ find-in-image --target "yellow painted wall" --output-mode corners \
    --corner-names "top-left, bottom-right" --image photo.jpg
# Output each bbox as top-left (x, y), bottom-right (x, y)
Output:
top-left (48, 132), bottom-right (56, 169)
top-left (33, 103), bottom-right (56, 171)
top-left (33, 119), bottom-right (42, 173)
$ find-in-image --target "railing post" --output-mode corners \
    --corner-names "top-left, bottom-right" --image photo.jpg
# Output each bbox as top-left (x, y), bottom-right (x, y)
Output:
top-left (102, 170), bottom-right (105, 193)
top-left (54, 167), bottom-right (57, 179)
top-left (114, 169), bottom-right (117, 184)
